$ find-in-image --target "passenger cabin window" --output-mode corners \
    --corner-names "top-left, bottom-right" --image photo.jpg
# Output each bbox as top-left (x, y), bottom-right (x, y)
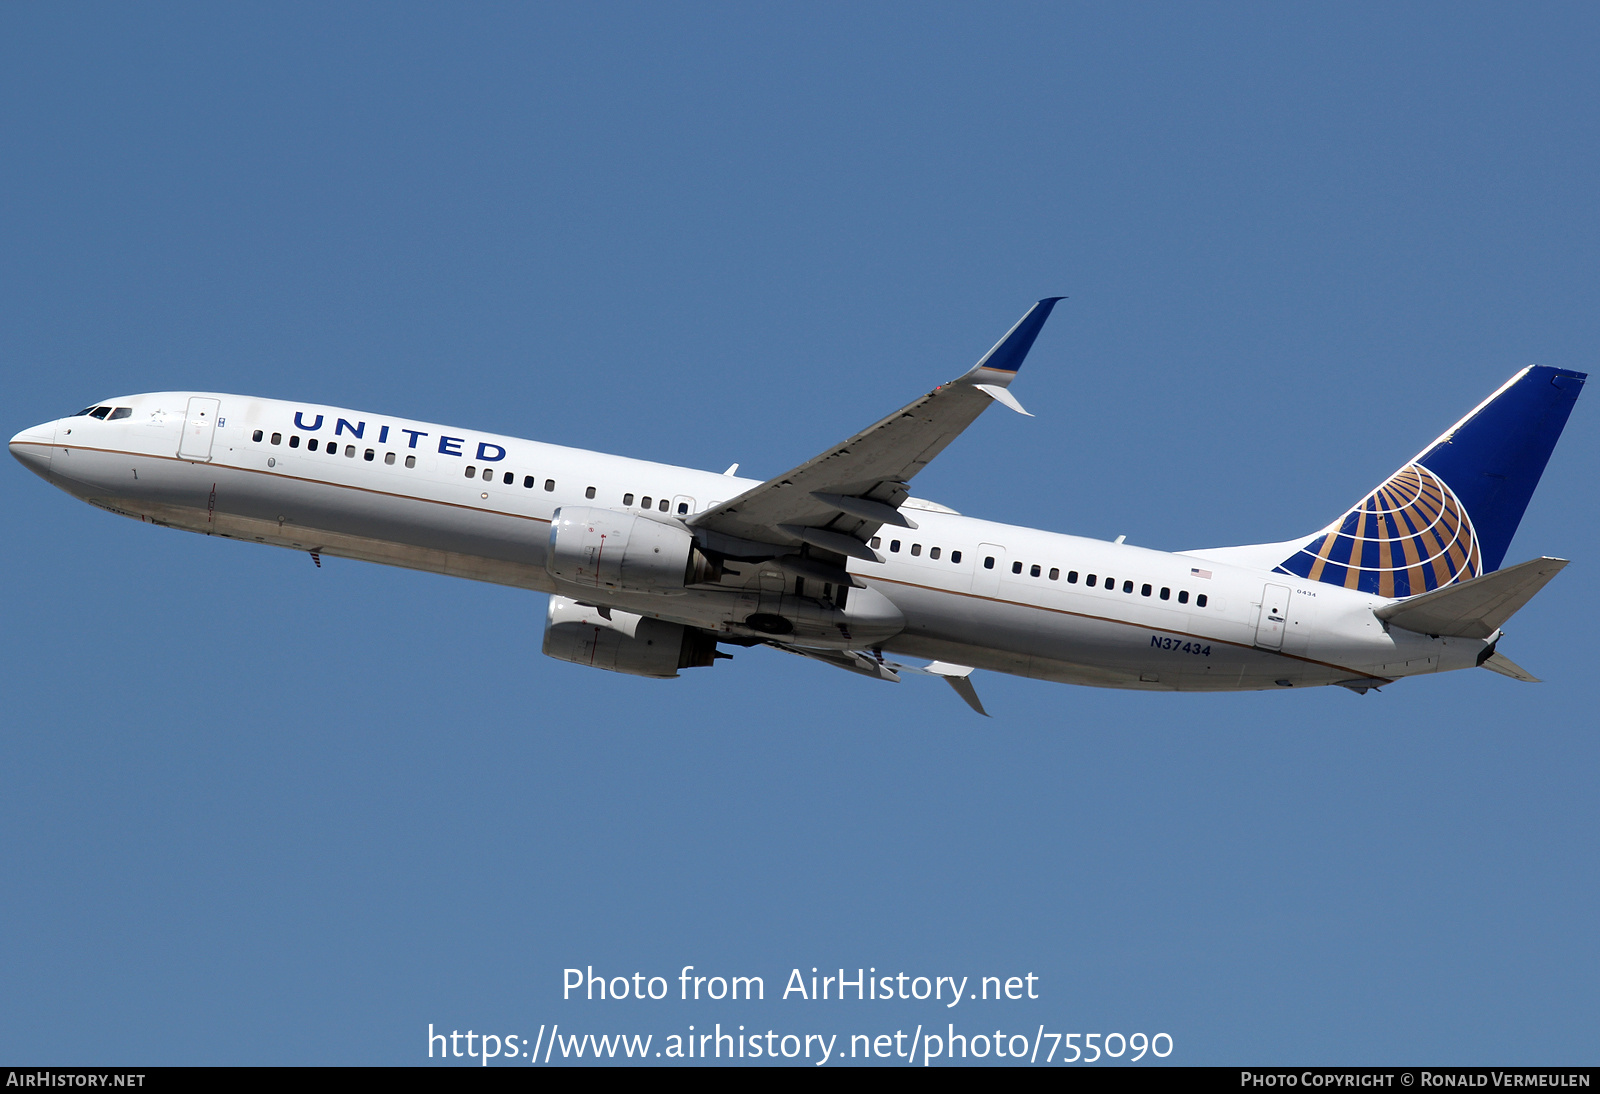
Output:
top-left (911, 544), bottom-right (921, 557)
top-left (624, 493), bottom-right (635, 506)
top-left (466, 466), bottom-right (476, 478)
top-left (526, 476), bottom-right (537, 489)
top-left (289, 435), bottom-right (300, 448)
top-left (1178, 590), bottom-right (1189, 604)
top-left (1068, 571), bottom-right (1078, 583)
top-left (1197, 594), bottom-right (1209, 608)
top-left (481, 467), bottom-right (493, 480)
top-left (1141, 584), bottom-right (1152, 596)
top-left (405, 455), bottom-right (416, 469)
top-left (385, 452), bottom-right (395, 465)
top-left (984, 556), bottom-right (995, 569)
top-left (1030, 564), bottom-right (1041, 577)
top-left (1087, 574), bottom-right (1098, 586)
top-left (677, 501), bottom-right (688, 515)
top-left (1123, 580), bottom-right (1134, 593)
top-left (869, 537), bottom-right (881, 549)
top-left (344, 445), bottom-right (355, 457)
top-left (641, 496), bottom-right (652, 508)
top-left (1160, 587), bottom-right (1170, 600)
top-left (657, 498), bottom-right (668, 512)
top-left (365, 449), bottom-right (375, 461)
top-left (930, 547), bottom-right (941, 560)
top-left (271, 433), bottom-right (282, 445)
top-left (585, 486), bottom-right (595, 499)
top-left (889, 540), bottom-right (901, 552)
top-left (1049, 567), bottom-right (1059, 580)
top-left (1011, 561), bottom-right (1022, 574)
top-left (252, 430), bottom-right (263, 442)
top-left (544, 479), bottom-right (555, 491)
top-left (950, 550), bottom-right (962, 564)
top-left (308, 439), bottom-right (319, 451)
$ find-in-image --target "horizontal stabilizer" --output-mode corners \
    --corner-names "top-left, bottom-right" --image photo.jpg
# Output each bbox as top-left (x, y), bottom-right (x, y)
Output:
top-left (1374, 556), bottom-right (1568, 639)
top-left (1480, 651), bottom-right (1540, 683)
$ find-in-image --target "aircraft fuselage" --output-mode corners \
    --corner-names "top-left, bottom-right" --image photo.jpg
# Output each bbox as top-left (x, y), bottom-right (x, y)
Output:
top-left (10, 392), bottom-right (1487, 694)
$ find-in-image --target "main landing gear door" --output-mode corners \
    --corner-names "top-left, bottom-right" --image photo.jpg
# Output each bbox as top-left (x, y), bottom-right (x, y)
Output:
top-left (179, 397), bottom-right (221, 461)
top-left (1255, 583), bottom-right (1291, 650)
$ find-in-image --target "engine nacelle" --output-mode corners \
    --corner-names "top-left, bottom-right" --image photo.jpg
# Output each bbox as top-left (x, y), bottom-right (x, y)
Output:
top-left (542, 595), bottom-right (719, 678)
top-left (545, 506), bottom-right (720, 593)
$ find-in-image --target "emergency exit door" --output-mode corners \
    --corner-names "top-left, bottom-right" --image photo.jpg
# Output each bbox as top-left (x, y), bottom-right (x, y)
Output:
top-left (973, 543), bottom-right (1006, 596)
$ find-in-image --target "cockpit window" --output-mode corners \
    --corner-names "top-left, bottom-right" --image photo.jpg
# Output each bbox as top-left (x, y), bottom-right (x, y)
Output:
top-left (108, 407), bottom-right (132, 420)
top-left (88, 407), bottom-right (111, 419)
top-left (71, 407), bottom-right (94, 417)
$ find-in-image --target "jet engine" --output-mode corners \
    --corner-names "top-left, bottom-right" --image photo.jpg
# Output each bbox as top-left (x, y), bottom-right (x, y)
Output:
top-left (545, 506), bottom-right (721, 593)
top-left (541, 595), bottom-right (720, 678)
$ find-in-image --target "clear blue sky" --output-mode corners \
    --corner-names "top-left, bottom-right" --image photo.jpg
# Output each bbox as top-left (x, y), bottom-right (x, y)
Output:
top-left (3, 2), bottom-right (1596, 1066)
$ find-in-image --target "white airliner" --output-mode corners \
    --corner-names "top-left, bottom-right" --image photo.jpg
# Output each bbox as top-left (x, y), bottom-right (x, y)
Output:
top-left (10, 301), bottom-right (1586, 714)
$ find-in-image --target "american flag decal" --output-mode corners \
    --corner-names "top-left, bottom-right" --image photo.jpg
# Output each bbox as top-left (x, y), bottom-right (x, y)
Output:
top-left (1190, 567), bottom-right (1212, 579)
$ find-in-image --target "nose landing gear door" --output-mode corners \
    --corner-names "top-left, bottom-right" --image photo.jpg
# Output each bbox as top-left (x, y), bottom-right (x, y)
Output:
top-left (1254, 583), bottom-right (1292, 650)
top-left (178, 397), bottom-right (221, 461)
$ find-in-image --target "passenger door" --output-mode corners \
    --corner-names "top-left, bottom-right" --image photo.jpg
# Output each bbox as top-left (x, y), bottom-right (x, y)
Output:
top-left (178, 397), bottom-right (220, 461)
top-left (1254, 583), bottom-right (1292, 650)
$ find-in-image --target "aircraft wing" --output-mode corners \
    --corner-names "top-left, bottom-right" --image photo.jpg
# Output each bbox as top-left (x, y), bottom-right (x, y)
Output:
top-left (688, 299), bottom-right (1062, 569)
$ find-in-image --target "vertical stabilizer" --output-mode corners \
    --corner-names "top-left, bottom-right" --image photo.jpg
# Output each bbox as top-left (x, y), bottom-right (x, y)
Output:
top-left (1276, 366), bottom-right (1584, 595)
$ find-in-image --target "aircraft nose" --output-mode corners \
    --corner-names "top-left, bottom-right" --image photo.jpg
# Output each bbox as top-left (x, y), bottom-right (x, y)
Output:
top-left (9, 422), bottom-right (56, 475)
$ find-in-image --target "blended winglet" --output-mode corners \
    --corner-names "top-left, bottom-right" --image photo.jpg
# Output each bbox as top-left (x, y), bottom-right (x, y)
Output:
top-left (961, 297), bottom-right (1064, 389)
